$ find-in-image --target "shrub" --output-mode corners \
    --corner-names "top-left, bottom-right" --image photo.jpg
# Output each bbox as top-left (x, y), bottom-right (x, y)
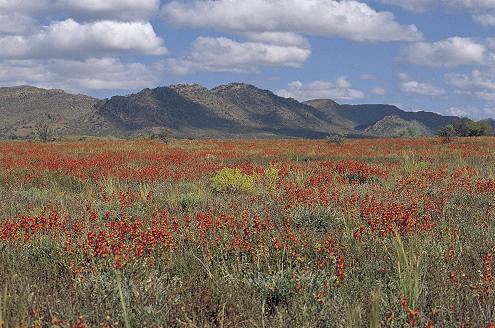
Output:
top-left (438, 118), bottom-right (493, 139)
top-left (178, 192), bottom-right (202, 211)
top-left (326, 133), bottom-right (346, 146)
top-left (438, 124), bottom-right (456, 142)
top-left (212, 168), bottom-right (257, 193)
top-left (292, 206), bottom-right (332, 232)
top-left (334, 160), bottom-right (387, 183)
top-left (401, 154), bottom-right (429, 174)
top-left (247, 271), bottom-right (296, 315)
top-left (35, 122), bottom-right (54, 142)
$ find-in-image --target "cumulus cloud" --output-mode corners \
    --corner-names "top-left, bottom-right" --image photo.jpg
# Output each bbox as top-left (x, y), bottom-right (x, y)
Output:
top-left (445, 106), bottom-right (495, 120)
top-left (277, 78), bottom-right (365, 101)
top-left (399, 74), bottom-right (446, 97)
top-left (380, 0), bottom-right (495, 26)
top-left (162, 0), bottom-right (422, 42)
top-left (371, 87), bottom-right (386, 95)
top-left (400, 37), bottom-right (486, 67)
top-left (0, 57), bottom-right (163, 92)
top-left (242, 32), bottom-right (310, 48)
top-left (0, 13), bottom-right (38, 34)
top-left (446, 70), bottom-right (495, 91)
top-left (470, 91), bottom-right (495, 101)
top-left (445, 69), bottom-right (495, 101)
top-left (473, 13), bottom-right (495, 26)
top-left (0, 0), bottom-right (165, 93)
top-left (380, 0), bottom-right (495, 11)
top-left (0, 0), bottom-right (160, 21)
top-left (168, 37), bottom-right (311, 74)
top-left (0, 19), bottom-right (167, 59)
top-left (445, 107), bottom-right (471, 117)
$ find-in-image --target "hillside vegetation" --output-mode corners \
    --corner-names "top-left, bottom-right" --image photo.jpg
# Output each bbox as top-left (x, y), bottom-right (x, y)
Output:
top-left (0, 84), bottom-right (479, 139)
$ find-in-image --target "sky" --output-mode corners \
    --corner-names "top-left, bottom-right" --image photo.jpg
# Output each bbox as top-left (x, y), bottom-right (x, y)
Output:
top-left (1, 1), bottom-right (495, 119)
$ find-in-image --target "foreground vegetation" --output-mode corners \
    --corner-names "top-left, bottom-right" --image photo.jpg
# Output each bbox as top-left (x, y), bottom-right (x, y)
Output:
top-left (1, 138), bottom-right (495, 327)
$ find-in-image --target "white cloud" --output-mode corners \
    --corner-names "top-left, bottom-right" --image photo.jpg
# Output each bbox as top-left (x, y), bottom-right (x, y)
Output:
top-left (380, 0), bottom-right (495, 11)
top-left (371, 87), bottom-right (386, 95)
top-left (445, 107), bottom-right (471, 117)
top-left (471, 91), bottom-right (495, 101)
top-left (0, 0), bottom-right (164, 93)
top-left (446, 70), bottom-right (495, 90)
top-left (277, 78), bottom-right (365, 101)
top-left (0, 19), bottom-right (167, 59)
top-left (445, 106), bottom-right (495, 120)
top-left (380, 0), bottom-right (495, 26)
top-left (399, 75), bottom-right (446, 97)
top-left (243, 32), bottom-right (310, 48)
top-left (162, 0), bottom-right (422, 42)
top-left (400, 37), bottom-right (486, 67)
top-left (0, 57), bottom-right (163, 92)
top-left (0, 13), bottom-right (38, 34)
top-left (446, 69), bottom-right (495, 101)
top-left (0, 0), bottom-right (159, 21)
top-left (360, 74), bottom-right (377, 80)
top-left (486, 38), bottom-right (495, 49)
top-left (168, 37), bottom-right (311, 74)
top-left (473, 13), bottom-right (495, 26)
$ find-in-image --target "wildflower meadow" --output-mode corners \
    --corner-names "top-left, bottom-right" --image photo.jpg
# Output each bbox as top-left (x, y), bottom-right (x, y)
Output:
top-left (1, 137), bottom-right (495, 327)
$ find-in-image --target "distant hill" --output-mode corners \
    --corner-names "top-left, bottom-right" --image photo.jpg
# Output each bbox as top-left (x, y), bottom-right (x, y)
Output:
top-left (364, 115), bottom-right (431, 137)
top-left (0, 83), bottom-right (487, 139)
top-left (96, 86), bottom-right (253, 138)
top-left (210, 83), bottom-right (349, 137)
top-left (303, 100), bottom-right (461, 135)
top-left (0, 86), bottom-right (111, 138)
top-left (97, 83), bottom-right (349, 138)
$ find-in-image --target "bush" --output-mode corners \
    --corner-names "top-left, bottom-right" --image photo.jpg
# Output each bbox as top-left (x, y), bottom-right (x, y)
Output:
top-left (212, 168), bottom-right (257, 193)
top-left (178, 192), bottom-right (202, 211)
top-left (438, 124), bottom-right (456, 142)
top-left (326, 133), bottom-right (346, 146)
top-left (438, 118), bottom-right (493, 139)
top-left (145, 131), bottom-right (169, 143)
top-left (35, 122), bottom-right (55, 142)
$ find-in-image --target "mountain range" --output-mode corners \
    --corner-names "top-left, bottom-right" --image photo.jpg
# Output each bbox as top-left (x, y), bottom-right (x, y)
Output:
top-left (0, 83), bottom-right (492, 139)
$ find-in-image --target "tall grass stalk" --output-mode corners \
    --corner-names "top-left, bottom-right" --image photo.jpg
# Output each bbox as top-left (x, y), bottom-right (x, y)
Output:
top-left (0, 285), bottom-right (8, 328)
top-left (370, 288), bottom-right (381, 328)
top-left (345, 302), bottom-right (362, 327)
top-left (116, 271), bottom-right (131, 328)
top-left (392, 231), bottom-right (422, 309)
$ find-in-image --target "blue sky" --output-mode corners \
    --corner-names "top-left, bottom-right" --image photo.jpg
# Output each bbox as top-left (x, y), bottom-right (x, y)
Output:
top-left (1, 1), bottom-right (495, 119)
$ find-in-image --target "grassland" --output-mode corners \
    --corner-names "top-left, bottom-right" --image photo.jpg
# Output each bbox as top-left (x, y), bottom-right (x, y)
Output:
top-left (1, 138), bottom-right (495, 327)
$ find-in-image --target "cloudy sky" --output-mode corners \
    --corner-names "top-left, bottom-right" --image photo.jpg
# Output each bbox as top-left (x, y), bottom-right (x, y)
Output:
top-left (1, 0), bottom-right (495, 119)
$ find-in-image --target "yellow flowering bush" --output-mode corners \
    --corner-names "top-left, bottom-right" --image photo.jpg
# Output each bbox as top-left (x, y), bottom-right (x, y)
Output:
top-left (212, 167), bottom-right (258, 193)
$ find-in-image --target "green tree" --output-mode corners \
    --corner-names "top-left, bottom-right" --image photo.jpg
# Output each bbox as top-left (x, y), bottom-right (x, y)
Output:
top-left (438, 118), bottom-right (493, 138)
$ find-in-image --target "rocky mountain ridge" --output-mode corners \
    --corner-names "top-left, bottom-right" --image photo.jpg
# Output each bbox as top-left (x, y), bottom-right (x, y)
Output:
top-left (0, 83), bottom-right (479, 139)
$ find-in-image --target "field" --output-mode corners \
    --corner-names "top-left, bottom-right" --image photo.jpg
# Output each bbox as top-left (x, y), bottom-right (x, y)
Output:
top-left (1, 138), bottom-right (495, 327)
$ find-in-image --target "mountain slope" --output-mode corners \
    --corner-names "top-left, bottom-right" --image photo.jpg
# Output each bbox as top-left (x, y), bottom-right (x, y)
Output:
top-left (212, 83), bottom-right (350, 137)
top-left (0, 83), bottom-right (486, 139)
top-left (97, 83), bottom-right (352, 138)
top-left (0, 86), bottom-right (110, 138)
top-left (96, 86), bottom-right (253, 138)
top-left (364, 115), bottom-right (431, 137)
top-left (170, 84), bottom-right (254, 127)
top-left (303, 100), bottom-right (461, 134)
